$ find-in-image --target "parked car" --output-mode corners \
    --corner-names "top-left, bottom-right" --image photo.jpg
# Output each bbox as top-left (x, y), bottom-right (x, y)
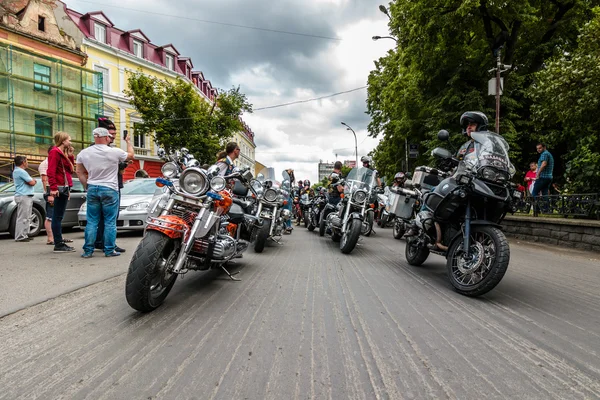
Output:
top-left (78, 178), bottom-right (165, 231)
top-left (0, 178), bottom-right (86, 237)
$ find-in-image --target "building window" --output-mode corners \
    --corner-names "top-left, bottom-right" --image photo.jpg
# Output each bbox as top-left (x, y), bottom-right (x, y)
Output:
top-left (35, 115), bottom-right (53, 145)
top-left (38, 16), bottom-right (45, 32)
top-left (94, 23), bottom-right (106, 43)
top-left (93, 65), bottom-right (109, 93)
top-left (133, 123), bottom-right (147, 148)
top-left (33, 63), bottom-right (51, 93)
top-left (165, 54), bottom-right (174, 70)
top-left (133, 40), bottom-right (143, 58)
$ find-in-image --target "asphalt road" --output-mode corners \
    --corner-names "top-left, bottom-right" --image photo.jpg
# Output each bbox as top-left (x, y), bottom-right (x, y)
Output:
top-left (0, 227), bottom-right (599, 399)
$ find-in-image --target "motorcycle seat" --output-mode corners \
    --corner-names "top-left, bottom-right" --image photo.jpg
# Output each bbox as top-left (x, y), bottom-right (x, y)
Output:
top-left (232, 197), bottom-right (252, 210)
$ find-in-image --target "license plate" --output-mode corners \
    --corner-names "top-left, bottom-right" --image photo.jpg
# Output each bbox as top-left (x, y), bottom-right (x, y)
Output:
top-left (513, 190), bottom-right (522, 199)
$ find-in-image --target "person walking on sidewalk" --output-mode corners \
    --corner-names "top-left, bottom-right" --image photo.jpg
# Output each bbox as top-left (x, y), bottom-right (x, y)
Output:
top-left (12, 156), bottom-right (36, 242)
top-left (38, 146), bottom-right (54, 245)
top-left (76, 127), bottom-right (134, 257)
top-left (47, 132), bottom-right (76, 253)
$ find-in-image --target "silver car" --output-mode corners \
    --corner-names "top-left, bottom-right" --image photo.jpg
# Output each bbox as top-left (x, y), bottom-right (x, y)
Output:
top-left (78, 178), bottom-right (166, 231)
top-left (0, 178), bottom-right (87, 237)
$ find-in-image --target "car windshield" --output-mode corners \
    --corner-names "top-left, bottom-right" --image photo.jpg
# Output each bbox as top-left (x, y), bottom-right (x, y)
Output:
top-left (0, 180), bottom-right (45, 194)
top-left (344, 167), bottom-right (376, 194)
top-left (121, 179), bottom-right (162, 195)
top-left (464, 131), bottom-right (512, 173)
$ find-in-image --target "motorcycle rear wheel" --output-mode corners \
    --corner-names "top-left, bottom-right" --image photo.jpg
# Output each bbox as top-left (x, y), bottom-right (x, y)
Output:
top-left (405, 237), bottom-right (430, 266)
top-left (125, 231), bottom-right (179, 312)
top-left (393, 220), bottom-right (406, 240)
top-left (340, 219), bottom-right (362, 254)
top-left (446, 226), bottom-right (510, 297)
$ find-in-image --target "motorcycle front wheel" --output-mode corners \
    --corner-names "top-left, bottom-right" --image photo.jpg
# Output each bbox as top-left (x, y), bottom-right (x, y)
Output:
top-left (393, 219), bottom-right (406, 240)
top-left (254, 221), bottom-right (270, 253)
top-left (340, 218), bottom-right (362, 254)
top-left (125, 230), bottom-right (179, 312)
top-left (446, 226), bottom-right (510, 297)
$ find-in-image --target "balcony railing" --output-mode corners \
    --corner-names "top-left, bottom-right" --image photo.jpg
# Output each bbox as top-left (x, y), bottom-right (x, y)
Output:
top-left (134, 147), bottom-right (151, 156)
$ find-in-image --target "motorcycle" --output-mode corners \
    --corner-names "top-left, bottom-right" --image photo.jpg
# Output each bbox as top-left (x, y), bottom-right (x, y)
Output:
top-left (299, 190), bottom-right (313, 228)
top-left (402, 129), bottom-right (522, 296)
top-left (306, 187), bottom-right (328, 232)
top-left (322, 166), bottom-right (377, 254)
top-left (125, 158), bottom-right (260, 312)
top-left (252, 168), bottom-right (291, 253)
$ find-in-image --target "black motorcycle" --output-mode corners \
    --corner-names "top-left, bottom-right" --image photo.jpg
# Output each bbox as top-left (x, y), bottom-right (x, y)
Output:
top-left (403, 129), bottom-right (522, 297)
top-left (307, 188), bottom-right (327, 232)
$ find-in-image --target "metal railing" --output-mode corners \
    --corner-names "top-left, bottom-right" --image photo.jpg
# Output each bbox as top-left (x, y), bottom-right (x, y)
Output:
top-left (514, 193), bottom-right (600, 219)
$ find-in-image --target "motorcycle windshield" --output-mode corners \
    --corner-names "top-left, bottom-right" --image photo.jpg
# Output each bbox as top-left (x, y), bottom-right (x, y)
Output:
top-left (464, 131), bottom-right (514, 174)
top-left (344, 167), bottom-right (375, 195)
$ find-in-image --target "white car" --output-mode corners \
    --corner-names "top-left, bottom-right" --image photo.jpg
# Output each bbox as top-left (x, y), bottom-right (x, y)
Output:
top-left (78, 178), bottom-right (166, 231)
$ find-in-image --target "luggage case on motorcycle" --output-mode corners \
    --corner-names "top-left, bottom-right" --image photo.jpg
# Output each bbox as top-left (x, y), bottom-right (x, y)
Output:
top-left (411, 166), bottom-right (447, 191)
top-left (390, 192), bottom-right (416, 220)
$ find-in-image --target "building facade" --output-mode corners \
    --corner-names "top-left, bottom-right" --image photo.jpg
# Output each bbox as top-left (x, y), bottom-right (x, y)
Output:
top-left (232, 120), bottom-right (255, 172)
top-left (0, 0), bottom-right (102, 181)
top-left (318, 161), bottom-right (334, 182)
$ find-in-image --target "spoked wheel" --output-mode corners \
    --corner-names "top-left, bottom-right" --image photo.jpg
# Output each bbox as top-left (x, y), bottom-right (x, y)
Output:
top-left (447, 226), bottom-right (510, 297)
top-left (126, 231), bottom-right (179, 312)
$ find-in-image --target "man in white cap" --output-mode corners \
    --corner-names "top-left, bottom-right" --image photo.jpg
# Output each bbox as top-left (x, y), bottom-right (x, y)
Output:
top-left (76, 127), bottom-right (134, 257)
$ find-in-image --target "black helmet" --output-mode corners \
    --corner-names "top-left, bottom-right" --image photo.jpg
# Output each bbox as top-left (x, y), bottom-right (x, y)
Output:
top-left (460, 111), bottom-right (488, 134)
top-left (304, 179), bottom-right (310, 187)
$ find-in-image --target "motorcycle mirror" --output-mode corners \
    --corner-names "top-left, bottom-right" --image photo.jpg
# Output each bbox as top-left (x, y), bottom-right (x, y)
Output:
top-left (437, 130), bottom-right (450, 141)
top-left (257, 173), bottom-right (265, 182)
top-left (432, 147), bottom-right (453, 159)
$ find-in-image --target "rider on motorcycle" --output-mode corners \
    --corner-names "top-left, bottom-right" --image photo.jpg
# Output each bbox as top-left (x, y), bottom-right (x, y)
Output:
top-left (361, 156), bottom-right (382, 188)
top-left (391, 172), bottom-right (407, 188)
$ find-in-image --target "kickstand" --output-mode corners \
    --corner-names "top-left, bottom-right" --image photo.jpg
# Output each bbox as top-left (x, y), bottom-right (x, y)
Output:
top-left (269, 236), bottom-right (283, 245)
top-left (221, 265), bottom-right (241, 281)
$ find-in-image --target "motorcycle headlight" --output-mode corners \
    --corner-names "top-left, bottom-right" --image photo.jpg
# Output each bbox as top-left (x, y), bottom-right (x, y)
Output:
top-left (480, 167), bottom-right (499, 182)
top-left (127, 202), bottom-right (150, 211)
top-left (161, 162), bottom-right (179, 178)
top-left (179, 168), bottom-right (208, 196)
top-left (264, 188), bottom-right (278, 203)
top-left (210, 176), bottom-right (226, 192)
top-left (352, 190), bottom-right (367, 204)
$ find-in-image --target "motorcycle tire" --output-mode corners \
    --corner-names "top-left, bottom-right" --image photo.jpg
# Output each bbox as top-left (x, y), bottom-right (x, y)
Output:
top-left (307, 215), bottom-right (315, 232)
top-left (254, 221), bottom-right (270, 253)
top-left (405, 237), bottom-right (430, 266)
top-left (363, 212), bottom-right (374, 237)
top-left (393, 220), bottom-right (406, 240)
top-left (340, 218), bottom-right (362, 254)
top-left (304, 213), bottom-right (309, 228)
top-left (446, 226), bottom-right (510, 297)
top-left (125, 231), bottom-right (179, 312)
top-left (319, 212), bottom-right (327, 237)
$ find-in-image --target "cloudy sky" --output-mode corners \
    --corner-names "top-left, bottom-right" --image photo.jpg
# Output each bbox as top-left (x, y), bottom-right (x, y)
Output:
top-left (67, 0), bottom-right (395, 182)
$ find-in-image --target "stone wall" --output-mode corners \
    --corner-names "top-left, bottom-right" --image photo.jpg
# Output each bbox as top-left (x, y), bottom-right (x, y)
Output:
top-left (502, 215), bottom-right (600, 253)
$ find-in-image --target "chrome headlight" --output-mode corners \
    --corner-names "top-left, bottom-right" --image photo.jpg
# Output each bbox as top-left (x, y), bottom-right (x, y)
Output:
top-left (161, 162), bottom-right (179, 178)
top-left (352, 189), bottom-right (367, 204)
top-left (179, 167), bottom-right (208, 196)
top-left (264, 188), bottom-right (278, 203)
top-left (126, 202), bottom-right (150, 211)
top-left (480, 167), bottom-right (508, 183)
top-left (210, 176), bottom-right (226, 192)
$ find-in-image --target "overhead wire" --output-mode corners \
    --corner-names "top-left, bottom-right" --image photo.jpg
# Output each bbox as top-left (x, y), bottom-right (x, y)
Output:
top-left (71, 0), bottom-right (342, 41)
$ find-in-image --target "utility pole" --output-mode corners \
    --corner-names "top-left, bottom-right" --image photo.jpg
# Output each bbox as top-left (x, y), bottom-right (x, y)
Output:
top-left (495, 49), bottom-right (501, 133)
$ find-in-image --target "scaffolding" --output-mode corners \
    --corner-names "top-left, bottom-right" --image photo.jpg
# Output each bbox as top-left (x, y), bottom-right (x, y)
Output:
top-left (0, 42), bottom-right (103, 181)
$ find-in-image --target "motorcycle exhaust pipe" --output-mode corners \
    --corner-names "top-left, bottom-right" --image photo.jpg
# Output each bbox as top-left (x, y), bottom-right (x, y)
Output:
top-left (435, 222), bottom-right (448, 251)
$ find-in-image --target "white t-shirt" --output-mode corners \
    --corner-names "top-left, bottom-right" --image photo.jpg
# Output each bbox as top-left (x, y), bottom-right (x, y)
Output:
top-left (38, 158), bottom-right (48, 176)
top-left (77, 144), bottom-right (128, 191)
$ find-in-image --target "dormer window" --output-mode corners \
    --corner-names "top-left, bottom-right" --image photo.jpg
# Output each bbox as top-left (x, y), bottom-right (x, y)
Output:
top-left (165, 54), bottom-right (174, 70)
top-left (38, 16), bottom-right (45, 32)
top-left (94, 22), bottom-right (106, 43)
top-left (133, 40), bottom-right (143, 58)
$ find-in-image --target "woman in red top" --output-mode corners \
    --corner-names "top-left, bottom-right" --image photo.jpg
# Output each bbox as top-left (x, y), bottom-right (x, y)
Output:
top-left (47, 131), bottom-right (75, 252)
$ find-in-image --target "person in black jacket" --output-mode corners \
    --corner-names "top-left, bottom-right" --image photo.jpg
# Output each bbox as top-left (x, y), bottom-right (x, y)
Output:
top-left (93, 118), bottom-right (129, 253)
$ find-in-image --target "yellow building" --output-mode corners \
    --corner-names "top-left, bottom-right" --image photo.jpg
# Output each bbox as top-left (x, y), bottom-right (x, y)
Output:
top-left (66, 7), bottom-right (219, 178)
top-left (0, 0), bottom-right (102, 181)
top-left (233, 121), bottom-right (256, 172)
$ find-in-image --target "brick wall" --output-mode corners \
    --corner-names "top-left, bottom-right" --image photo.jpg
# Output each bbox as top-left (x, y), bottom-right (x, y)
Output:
top-left (502, 215), bottom-right (600, 253)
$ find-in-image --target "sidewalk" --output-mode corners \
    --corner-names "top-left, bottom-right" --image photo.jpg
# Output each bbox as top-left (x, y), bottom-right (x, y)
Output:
top-left (0, 230), bottom-right (143, 317)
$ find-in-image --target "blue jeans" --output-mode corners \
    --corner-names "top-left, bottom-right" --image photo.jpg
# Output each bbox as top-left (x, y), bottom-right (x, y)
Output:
top-left (95, 190), bottom-right (121, 248)
top-left (283, 196), bottom-right (293, 228)
top-left (51, 191), bottom-right (69, 245)
top-left (532, 177), bottom-right (552, 214)
top-left (84, 185), bottom-right (120, 255)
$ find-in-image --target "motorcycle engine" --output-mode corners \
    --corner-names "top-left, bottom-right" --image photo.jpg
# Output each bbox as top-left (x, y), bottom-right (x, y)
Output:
top-left (211, 234), bottom-right (236, 260)
top-left (327, 213), bottom-right (342, 228)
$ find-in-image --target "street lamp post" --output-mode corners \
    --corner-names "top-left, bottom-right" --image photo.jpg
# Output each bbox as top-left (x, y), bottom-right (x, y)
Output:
top-left (372, 35), bottom-right (398, 43)
top-left (341, 122), bottom-right (358, 167)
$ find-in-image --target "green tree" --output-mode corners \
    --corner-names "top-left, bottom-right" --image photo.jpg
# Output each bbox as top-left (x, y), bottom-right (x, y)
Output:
top-left (340, 165), bottom-right (352, 177)
top-left (367, 0), bottom-right (595, 185)
top-left (124, 72), bottom-right (252, 164)
top-left (530, 8), bottom-right (600, 192)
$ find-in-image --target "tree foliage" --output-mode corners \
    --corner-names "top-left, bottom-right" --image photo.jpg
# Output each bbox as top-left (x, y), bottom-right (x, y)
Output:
top-left (124, 72), bottom-right (252, 164)
top-left (367, 0), bottom-right (597, 189)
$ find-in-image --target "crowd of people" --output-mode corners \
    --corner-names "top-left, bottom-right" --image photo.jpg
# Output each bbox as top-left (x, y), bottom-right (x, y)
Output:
top-left (11, 117), bottom-right (134, 257)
